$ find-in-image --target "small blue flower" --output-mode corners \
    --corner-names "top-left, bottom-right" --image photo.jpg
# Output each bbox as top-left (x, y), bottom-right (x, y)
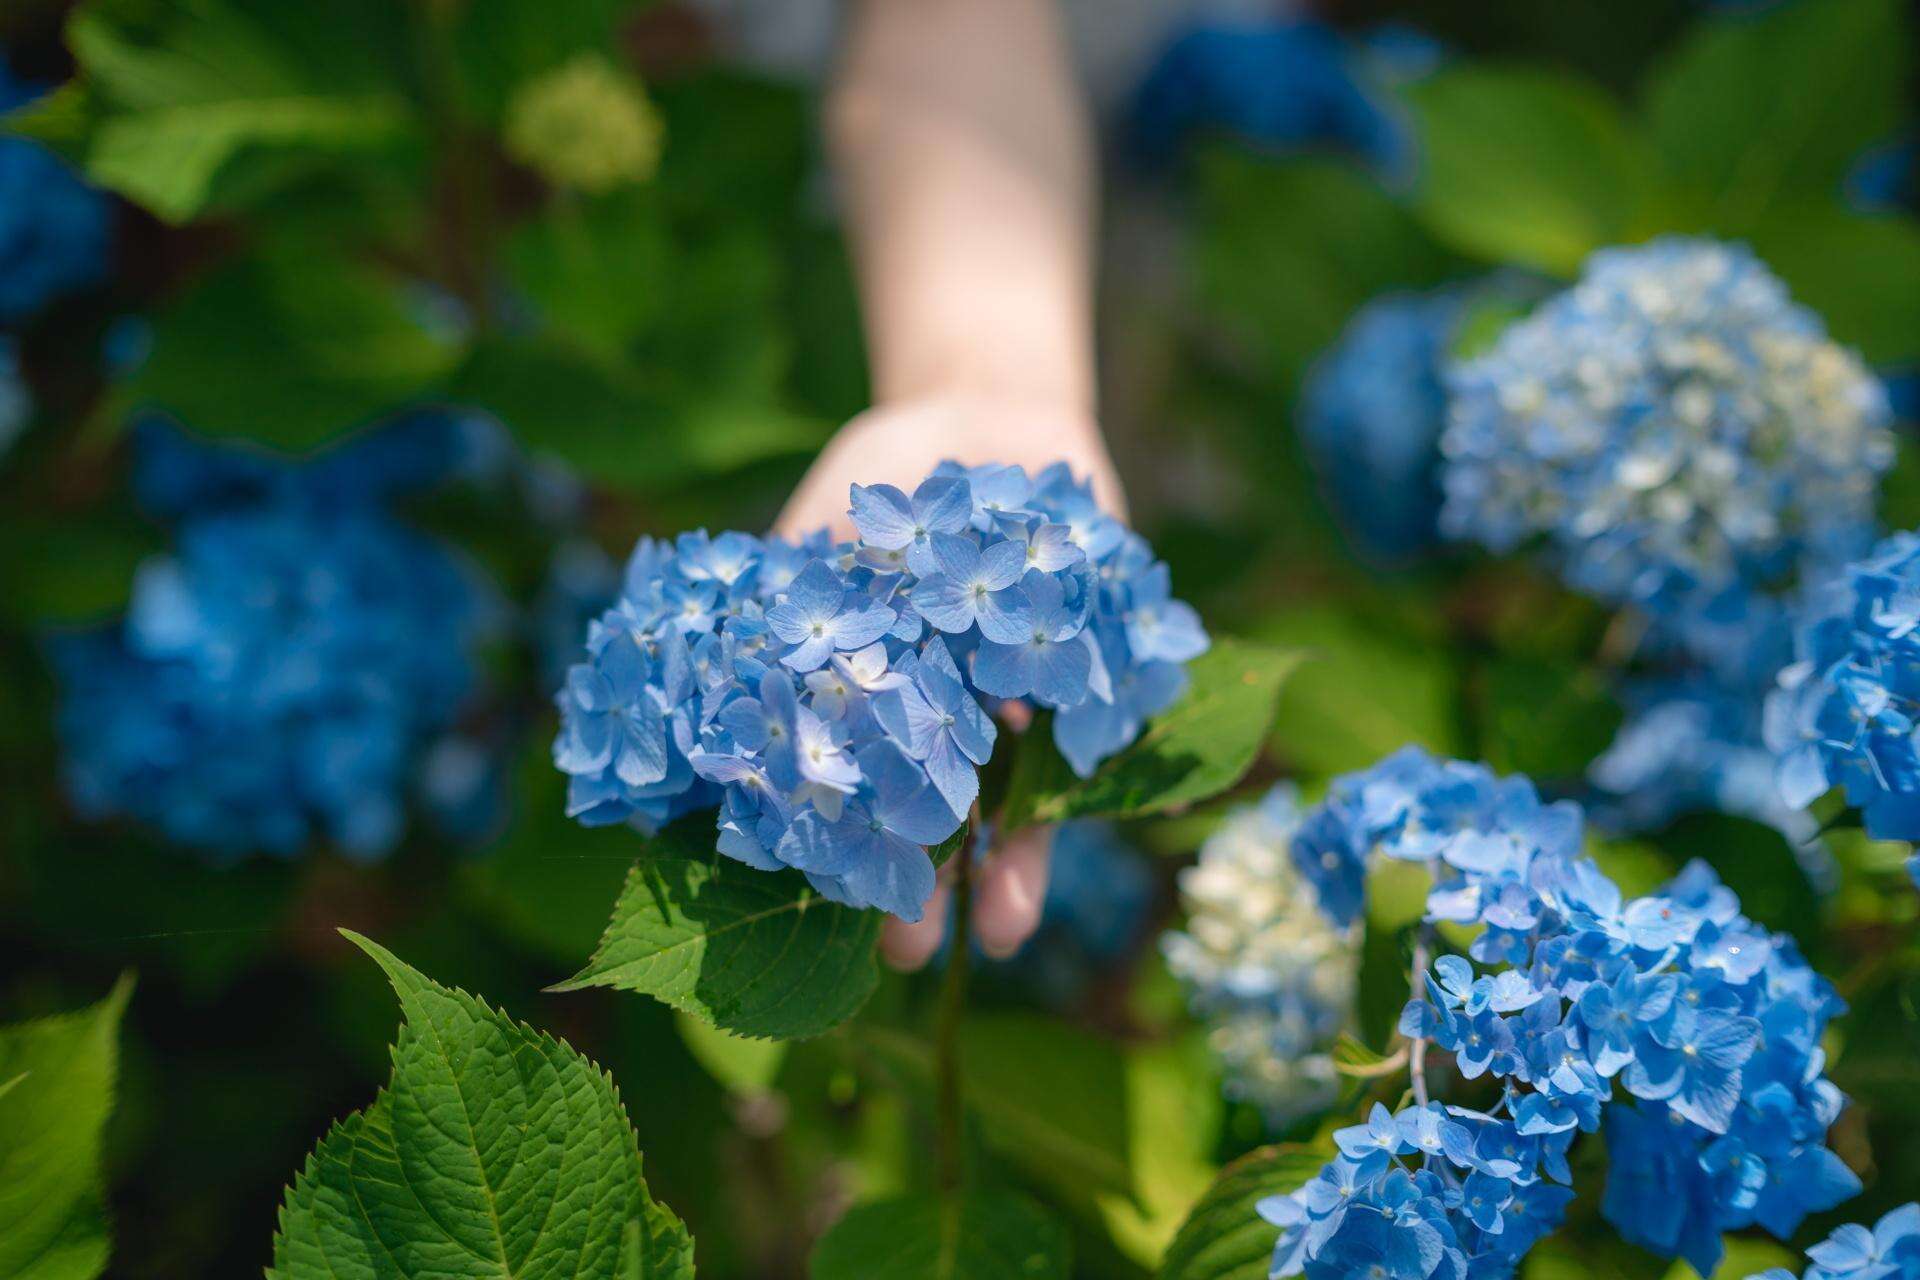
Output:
top-left (765, 559), bottom-right (896, 672)
top-left (0, 61), bottom-right (110, 323)
top-left (849, 475), bottom-right (972, 575)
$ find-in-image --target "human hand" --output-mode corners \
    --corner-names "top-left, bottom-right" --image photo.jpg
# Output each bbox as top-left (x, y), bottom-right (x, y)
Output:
top-left (772, 391), bottom-right (1126, 969)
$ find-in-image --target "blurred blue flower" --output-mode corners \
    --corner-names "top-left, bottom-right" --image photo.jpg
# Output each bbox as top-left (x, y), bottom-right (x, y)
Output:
top-left (1298, 288), bottom-right (1464, 562)
top-left (555, 461), bottom-right (1207, 920)
top-left (1845, 135), bottom-right (1916, 214)
top-left (1441, 238), bottom-right (1894, 631)
top-left (50, 418), bottom-right (502, 859)
top-left (1127, 19), bottom-right (1417, 179)
top-left (0, 60), bottom-right (110, 323)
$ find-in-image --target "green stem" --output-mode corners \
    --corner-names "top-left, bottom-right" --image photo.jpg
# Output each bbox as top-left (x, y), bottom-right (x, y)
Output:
top-left (934, 830), bottom-right (974, 1196)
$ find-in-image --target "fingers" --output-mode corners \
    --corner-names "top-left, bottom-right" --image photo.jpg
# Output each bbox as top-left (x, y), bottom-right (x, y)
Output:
top-left (973, 825), bottom-right (1052, 959)
top-left (881, 880), bottom-right (951, 971)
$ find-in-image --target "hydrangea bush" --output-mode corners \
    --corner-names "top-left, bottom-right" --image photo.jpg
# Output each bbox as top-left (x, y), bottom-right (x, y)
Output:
top-left (1242, 748), bottom-right (1858, 1280)
top-left (553, 461), bottom-right (1209, 920)
top-left (51, 417), bottom-right (503, 858)
top-left (1164, 785), bottom-right (1357, 1126)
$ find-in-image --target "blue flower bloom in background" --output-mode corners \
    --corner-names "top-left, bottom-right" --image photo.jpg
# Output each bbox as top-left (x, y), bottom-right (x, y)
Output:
top-left (1845, 135), bottom-right (1916, 215)
top-left (1126, 18), bottom-right (1420, 179)
top-left (1298, 288), bottom-right (1466, 562)
top-left (0, 59), bottom-right (110, 323)
top-left (1441, 238), bottom-right (1894, 631)
top-left (1767, 530), bottom-right (1920, 841)
top-left (1748, 1202), bottom-right (1920, 1280)
top-left (1590, 675), bottom-right (1819, 851)
top-left (0, 334), bottom-right (27, 457)
top-left (1253, 748), bottom-right (1857, 1279)
top-left (1163, 786), bottom-right (1356, 1127)
top-left (554, 460), bottom-right (1206, 920)
top-left (51, 417), bottom-right (502, 859)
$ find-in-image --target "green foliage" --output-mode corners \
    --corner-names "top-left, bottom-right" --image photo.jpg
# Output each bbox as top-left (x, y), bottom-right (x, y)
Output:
top-left (270, 932), bottom-right (693, 1280)
top-left (0, 975), bottom-right (132, 1280)
top-left (54, 0), bottom-right (420, 223)
top-left (863, 1014), bottom-right (1136, 1207)
top-left (1155, 1141), bottom-right (1334, 1280)
top-left (1474, 653), bottom-right (1622, 782)
top-left (1644, 0), bottom-right (1910, 230)
top-left (1401, 66), bottom-right (1664, 276)
top-left (553, 821), bottom-right (883, 1041)
top-left (1255, 605), bottom-right (1461, 778)
top-left (1745, 203), bottom-right (1920, 365)
top-left (1005, 640), bottom-right (1301, 829)
top-left (811, 1189), bottom-right (1071, 1280)
top-left (121, 243), bottom-right (460, 448)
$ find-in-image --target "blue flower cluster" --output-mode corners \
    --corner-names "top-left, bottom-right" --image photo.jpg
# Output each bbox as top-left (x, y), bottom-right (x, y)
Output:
top-left (1263, 748), bottom-right (1858, 1279)
top-left (554, 462), bottom-right (1207, 921)
top-left (1750, 1203), bottom-right (1920, 1280)
top-left (1440, 238), bottom-right (1893, 630)
top-left (1767, 530), bottom-right (1920, 841)
top-left (1127, 19), bottom-right (1416, 178)
top-left (1164, 785), bottom-right (1357, 1126)
top-left (51, 417), bottom-right (502, 859)
top-left (1298, 290), bottom-right (1464, 562)
top-left (0, 59), bottom-right (110, 323)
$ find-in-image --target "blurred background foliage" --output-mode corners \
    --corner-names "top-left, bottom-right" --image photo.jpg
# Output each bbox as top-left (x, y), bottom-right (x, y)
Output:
top-left (0, 0), bottom-right (1915, 1276)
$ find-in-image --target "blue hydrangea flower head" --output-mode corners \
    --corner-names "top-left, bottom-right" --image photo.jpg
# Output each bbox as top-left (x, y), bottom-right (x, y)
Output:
top-left (1298, 289), bottom-right (1462, 562)
top-left (1126, 18), bottom-right (1412, 178)
top-left (50, 418), bottom-right (502, 859)
top-left (1765, 530), bottom-right (1920, 840)
top-left (1250, 748), bottom-right (1859, 1279)
top-left (0, 59), bottom-right (110, 322)
top-left (555, 460), bottom-right (1207, 920)
top-left (1441, 237), bottom-right (1894, 626)
top-left (1163, 786), bottom-right (1357, 1126)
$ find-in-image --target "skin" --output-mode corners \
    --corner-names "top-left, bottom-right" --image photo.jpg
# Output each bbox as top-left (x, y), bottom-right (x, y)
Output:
top-left (773, 0), bottom-right (1122, 967)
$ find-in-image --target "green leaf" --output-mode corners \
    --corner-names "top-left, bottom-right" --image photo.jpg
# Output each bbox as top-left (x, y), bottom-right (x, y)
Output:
top-left (1095, 1036), bottom-right (1225, 1269)
top-left (0, 974), bottom-right (133, 1280)
top-left (674, 1012), bottom-right (787, 1095)
top-left (1255, 605), bottom-right (1461, 779)
top-left (1644, 0), bottom-right (1909, 229)
top-left (448, 0), bottom-right (630, 124)
top-left (1402, 66), bottom-right (1665, 275)
top-left (447, 336), bottom-right (827, 494)
top-left (1155, 1141), bottom-right (1333, 1280)
top-left (1007, 640), bottom-right (1301, 828)
top-left (1745, 203), bottom-right (1920, 366)
top-left (270, 932), bottom-right (693, 1280)
top-left (125, 246), bottom-right (460, 448)
top-left (861, 1014), bottom-right (1135, 1206)
top-left (551, 821), bottom-right (883, 1041)
top-left (505, 190), bottom-right (672, 359)
top-left (63, 0), bottom-right (419, 222)
top-left (811, 1189), bottom-right (1070, 1280)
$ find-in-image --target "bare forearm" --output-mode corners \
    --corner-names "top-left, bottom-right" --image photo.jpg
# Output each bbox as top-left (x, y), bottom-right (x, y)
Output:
top-left (828, 0), bottom-right (1096, 414)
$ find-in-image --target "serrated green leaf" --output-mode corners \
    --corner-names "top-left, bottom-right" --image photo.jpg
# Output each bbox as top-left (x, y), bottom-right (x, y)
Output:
top-left (0, 974), bottom-right (133, 1280)
top-left (674, 1012), bottom-right (786, 1095)
top-left (1644, 0), bottom-right (1908, 230)
top-left (551, 821), bottom-right (883, 1040)
top-left (1402, 66), bottom-right (1665, 275)
top-left (811, 1189), bottom-right (1070, 1280)
top-left (1009, 640), bottom-right (1301, 828)
top-left (1155, 1141), bottom-right (1333, 1280)
top-left (269, 932), bottom-right (693, 1280)
top-left (63, 0), bottom-right (419, 222)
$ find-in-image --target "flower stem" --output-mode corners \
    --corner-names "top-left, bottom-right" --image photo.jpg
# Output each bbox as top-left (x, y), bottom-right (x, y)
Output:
top-left (934, 829), bottom-right (974, 1196)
